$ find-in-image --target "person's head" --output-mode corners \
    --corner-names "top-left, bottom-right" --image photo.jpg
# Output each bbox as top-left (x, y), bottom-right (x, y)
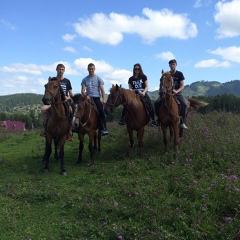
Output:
top-left (133, 63), bottom-right (144, 76)
top-left (88, 63), bottom-right (95, 77)
top-left (168, 59), bottom-right (177, 72)
top-left (56, 63), bottom-right (65, 78)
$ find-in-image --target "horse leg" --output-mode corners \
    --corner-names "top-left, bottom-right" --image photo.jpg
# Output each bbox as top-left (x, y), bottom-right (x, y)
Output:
top-left (97, 129), bottom-right (101, 152)
top-left (173, 123), bottom-right (179, 154)
top-left (42, 138), bottom-right (52, 173)
top-left (161, 125), bottom-right (168, 153)
top-left (127, 126), bottom-right (134, 149)
top-left (137, 128), bottom-right (144, 156)
top-left (59, 138), bottom-right (67, 176)
top-left (76, 134), bottom-right (84, 166)
top-left (93, 131), bottom-right (97, 151)
top-left (54, 135), bottom-right (60, 161)
top-left (88, 131), bottom-right (95, 167)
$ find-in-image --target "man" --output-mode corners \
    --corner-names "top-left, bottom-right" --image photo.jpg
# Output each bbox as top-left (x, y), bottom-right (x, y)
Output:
top-left (40, 63), bottom-right (74, 140)
top-left (81, 63), bottom-right (109, 136)
top-left (154, 59), bottom-right (188, 129)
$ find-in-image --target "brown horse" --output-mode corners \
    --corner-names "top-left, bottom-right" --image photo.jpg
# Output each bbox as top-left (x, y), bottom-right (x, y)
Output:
top-left (72, 94), bottom-right (101, 166)
top-left (105, 84), bottom-right (148, 155)
top-left (42, 77), bottom-right (70, 175)
top-left (158, 70), bottom-right (208, 153)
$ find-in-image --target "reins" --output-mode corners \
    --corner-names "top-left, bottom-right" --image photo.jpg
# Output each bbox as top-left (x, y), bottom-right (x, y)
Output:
top-left (74, 98), bottom-right (92, 127)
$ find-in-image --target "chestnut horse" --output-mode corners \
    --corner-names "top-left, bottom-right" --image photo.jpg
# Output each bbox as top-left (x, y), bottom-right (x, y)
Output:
top-left (158, 70), bottom-right (208, 153)
top-left (72, 94), bottom-right (101, 166)
top-left (42, 77), bottom-right (70, 175)
top-left (105, 84), bottom-right (148, 155)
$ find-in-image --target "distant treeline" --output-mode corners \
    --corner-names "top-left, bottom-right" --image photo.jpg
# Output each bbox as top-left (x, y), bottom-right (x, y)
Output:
top-left (0, 94), bottom-right (240, 129)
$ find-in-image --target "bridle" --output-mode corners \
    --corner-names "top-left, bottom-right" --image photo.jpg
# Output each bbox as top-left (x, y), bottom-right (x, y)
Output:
top-left (73, 99), bottom-right (92, 127)
top-left (44, 82), bottom-right (70, 118)
top-left (106, 89), bottom-right (126, 111)
top-left (160, 74), bottom-right (180, 119)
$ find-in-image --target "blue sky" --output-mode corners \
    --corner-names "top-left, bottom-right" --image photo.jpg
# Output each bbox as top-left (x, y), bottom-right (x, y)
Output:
top-left (0, 0), bottom-right (240, 96)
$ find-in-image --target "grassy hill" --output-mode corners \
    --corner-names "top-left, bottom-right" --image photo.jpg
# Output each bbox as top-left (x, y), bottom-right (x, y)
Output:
top-left (148, 79), bottom-right (240, 99)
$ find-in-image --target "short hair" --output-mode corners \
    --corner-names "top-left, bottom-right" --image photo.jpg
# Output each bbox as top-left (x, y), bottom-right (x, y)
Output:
top-left (88, 63), bottom-right (95, 68)
top-left (56, 63), bottom-right (65, 69)
top-left (169, 59), bottom-right (177, 64)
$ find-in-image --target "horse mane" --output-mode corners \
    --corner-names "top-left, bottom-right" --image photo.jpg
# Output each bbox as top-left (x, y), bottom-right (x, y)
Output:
top-left (110, 85), bottom-right (143, 110)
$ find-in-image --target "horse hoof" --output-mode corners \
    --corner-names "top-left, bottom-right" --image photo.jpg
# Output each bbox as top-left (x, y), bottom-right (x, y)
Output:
top-left (61, 171), bottom-right (67, 176)
top-left (87, 162), bottom-right (94, 167)
top-left (42, 168), bottom-right (48, 174)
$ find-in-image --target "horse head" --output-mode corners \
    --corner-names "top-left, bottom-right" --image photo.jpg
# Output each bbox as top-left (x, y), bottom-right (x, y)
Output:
top-left (159, 70), bottom-right (173, 99)
top-left (42, 77), bottom-right (62, 104)
top-left (105, 84), bottom-right (123, 115)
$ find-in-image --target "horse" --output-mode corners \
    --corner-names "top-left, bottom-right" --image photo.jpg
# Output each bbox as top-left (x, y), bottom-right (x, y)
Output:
top-left (105, 84), bottom-right (148, 155)
top-left (42, 77), bottom-right (70, 175)
top-left (158, 70), bottom-right (208, 153)
top-left (72, 94), bottom-right (101, 166)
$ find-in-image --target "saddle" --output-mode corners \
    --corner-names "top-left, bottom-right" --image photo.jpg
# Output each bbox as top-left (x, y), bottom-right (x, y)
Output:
top-left (139, 95), bottom-right (151, 124)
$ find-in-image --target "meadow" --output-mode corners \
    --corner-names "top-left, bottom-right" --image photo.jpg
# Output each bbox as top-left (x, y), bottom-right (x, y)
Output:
top-left (0, 111), bottom-right (239, 240)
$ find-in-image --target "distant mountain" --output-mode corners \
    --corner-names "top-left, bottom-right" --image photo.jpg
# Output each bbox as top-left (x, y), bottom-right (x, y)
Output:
top-left (149, 79), bottom-right (240, 99)
top-left (1, 80), bottom-right (240, 112)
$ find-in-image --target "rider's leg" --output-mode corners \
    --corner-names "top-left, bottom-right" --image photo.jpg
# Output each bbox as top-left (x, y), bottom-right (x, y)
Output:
top-left (176, 94), bottom-right (188, 129)
top-left (118, 108), bottom-right (126, 125)
top-left (145, 93), bottom-right (156, 126)
top-left (93, 98), bottom-right (109, 136)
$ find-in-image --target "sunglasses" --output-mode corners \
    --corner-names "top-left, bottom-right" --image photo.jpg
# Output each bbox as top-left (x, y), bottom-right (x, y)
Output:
top-left (134, 68), bottom-right (140, 71)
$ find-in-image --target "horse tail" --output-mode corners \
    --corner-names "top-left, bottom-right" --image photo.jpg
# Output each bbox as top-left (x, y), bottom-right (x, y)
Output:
top-left (54, 134), bottom-right (60, 147)
top-left (187, 98), bottom-right (209, 111)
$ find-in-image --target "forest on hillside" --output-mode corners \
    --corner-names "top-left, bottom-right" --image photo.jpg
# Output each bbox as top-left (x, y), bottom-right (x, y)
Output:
top-left (1, 93), bottom-right (240, 129)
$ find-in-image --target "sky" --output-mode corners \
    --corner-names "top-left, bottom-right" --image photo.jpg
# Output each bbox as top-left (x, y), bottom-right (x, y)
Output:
top-left (0, 0), bottom-right (240, 96)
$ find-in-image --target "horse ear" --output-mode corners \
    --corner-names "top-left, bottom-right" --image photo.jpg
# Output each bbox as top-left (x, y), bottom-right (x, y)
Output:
top-left (116, 84), bottom-right (119, 90)
top-left (48, 76), bottom-right (51, 82)
top-left (161, 69), bottom-right (164, 75)
top-left (120, 84), bottom-right (122, 88)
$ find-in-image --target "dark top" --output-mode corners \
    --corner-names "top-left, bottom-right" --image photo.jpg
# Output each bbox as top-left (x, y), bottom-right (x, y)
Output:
top-left (172, 71), bottom-right (185, 94)
top-left (128, 74), bottom-right (147, 92)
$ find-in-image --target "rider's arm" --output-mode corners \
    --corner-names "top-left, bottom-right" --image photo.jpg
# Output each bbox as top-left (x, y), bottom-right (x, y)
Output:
top-left (99, 84), bottom-right (106, 103)
top-left (173, 80), bottom-right (184, 94)
top-left (142, 80), bottom-right (149, 96)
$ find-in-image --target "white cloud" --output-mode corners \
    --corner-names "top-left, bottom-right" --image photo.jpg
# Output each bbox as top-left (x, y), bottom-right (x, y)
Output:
top-left (72, 8), bottom-right (197, 45)
top-left (82, 45), bottom-right (92, 52)
top-left (214, 0), bottom-right (240, 38)
top-left (194, 0), bottom-right (212, 8)
top-left (63, 46), bottom-right (77, 53)
top-left (209, 46), bottom-right (240, 63)
top-left (74, 58), bottom-right (114, 73)
top-left (0, 19), bottom-right (15, 30)
top-left (0, 64), bottom-right (42, 75)
top-left (194, 59), bottom-right (230, 68)
top-left (155, 51), bottom-right (175, 61)
top-left (62, 33), bottom-right (76, 42)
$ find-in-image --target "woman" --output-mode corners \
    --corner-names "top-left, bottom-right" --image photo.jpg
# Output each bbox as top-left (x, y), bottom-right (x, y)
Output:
top-left (119, 63), bottom-right (156, 126)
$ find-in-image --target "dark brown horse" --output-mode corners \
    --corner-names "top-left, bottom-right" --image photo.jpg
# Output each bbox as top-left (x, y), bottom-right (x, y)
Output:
top-left (72, 94), bottom-right (101, 166)
top-left (105, 84), bottom-right (148, 155)
top-left (42, 77), bottom-right (70, 175)
top-left (158, 70), bottom-right (208, 153)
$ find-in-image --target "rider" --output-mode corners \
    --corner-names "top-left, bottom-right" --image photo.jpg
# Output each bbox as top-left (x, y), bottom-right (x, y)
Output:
top-left (118, 63), bottom-right (156, 126)
top-left (81, 63), bottom-right (109, 136)
top-left (40, 63), bottom-right (74, 140)
top-left (154, 59), bottom-right (188, 129)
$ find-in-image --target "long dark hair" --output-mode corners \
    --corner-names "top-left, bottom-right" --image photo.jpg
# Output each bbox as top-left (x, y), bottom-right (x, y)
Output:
top-left (132, 63), bottom-right (144, 77)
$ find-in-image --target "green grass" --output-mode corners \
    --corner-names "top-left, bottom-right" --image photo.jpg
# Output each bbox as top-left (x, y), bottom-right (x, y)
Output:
top-left (0, 111), bottom-right (239, 240)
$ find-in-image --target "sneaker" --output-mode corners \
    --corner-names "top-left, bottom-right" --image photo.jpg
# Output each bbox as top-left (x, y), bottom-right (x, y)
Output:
top-left (101, 129), bottom-right (109, 136)
top-left (67, 133), bottom-right (73, 141)
top-left (180, 123), bottom-right (188, 129)
top-left (118, 119), bottom-right (125, 125)
top-left (151, 120), bottom-right (157, 126)
top-left (40, 130), bottom-right (46, 137)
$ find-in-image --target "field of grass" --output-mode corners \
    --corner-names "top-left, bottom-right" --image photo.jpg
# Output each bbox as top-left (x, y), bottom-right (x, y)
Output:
top-left (0, 111), bottom-right (239, 240)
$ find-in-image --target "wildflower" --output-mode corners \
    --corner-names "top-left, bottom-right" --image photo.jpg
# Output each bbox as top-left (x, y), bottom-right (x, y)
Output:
top-left (207, 187), bottom-right (211, 191)
top-left (134, 192), bottom-right (139, 195)
top-left (230, 175), bottom-right (237, 180)
top-left (202, 194), bottom-right (207, 198)
top-left (175, 207), bottom-right (179, 211)
top-left (235, 188), bottom-right (239, 191)
top-left (225, 217), bottom-right (232, 221)
top-left (114, 201), bottom-right (118, 206)
top-left (117, 234), bottom-right (123, 239)
top-left (106, 181), bottom-right (110, 184)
